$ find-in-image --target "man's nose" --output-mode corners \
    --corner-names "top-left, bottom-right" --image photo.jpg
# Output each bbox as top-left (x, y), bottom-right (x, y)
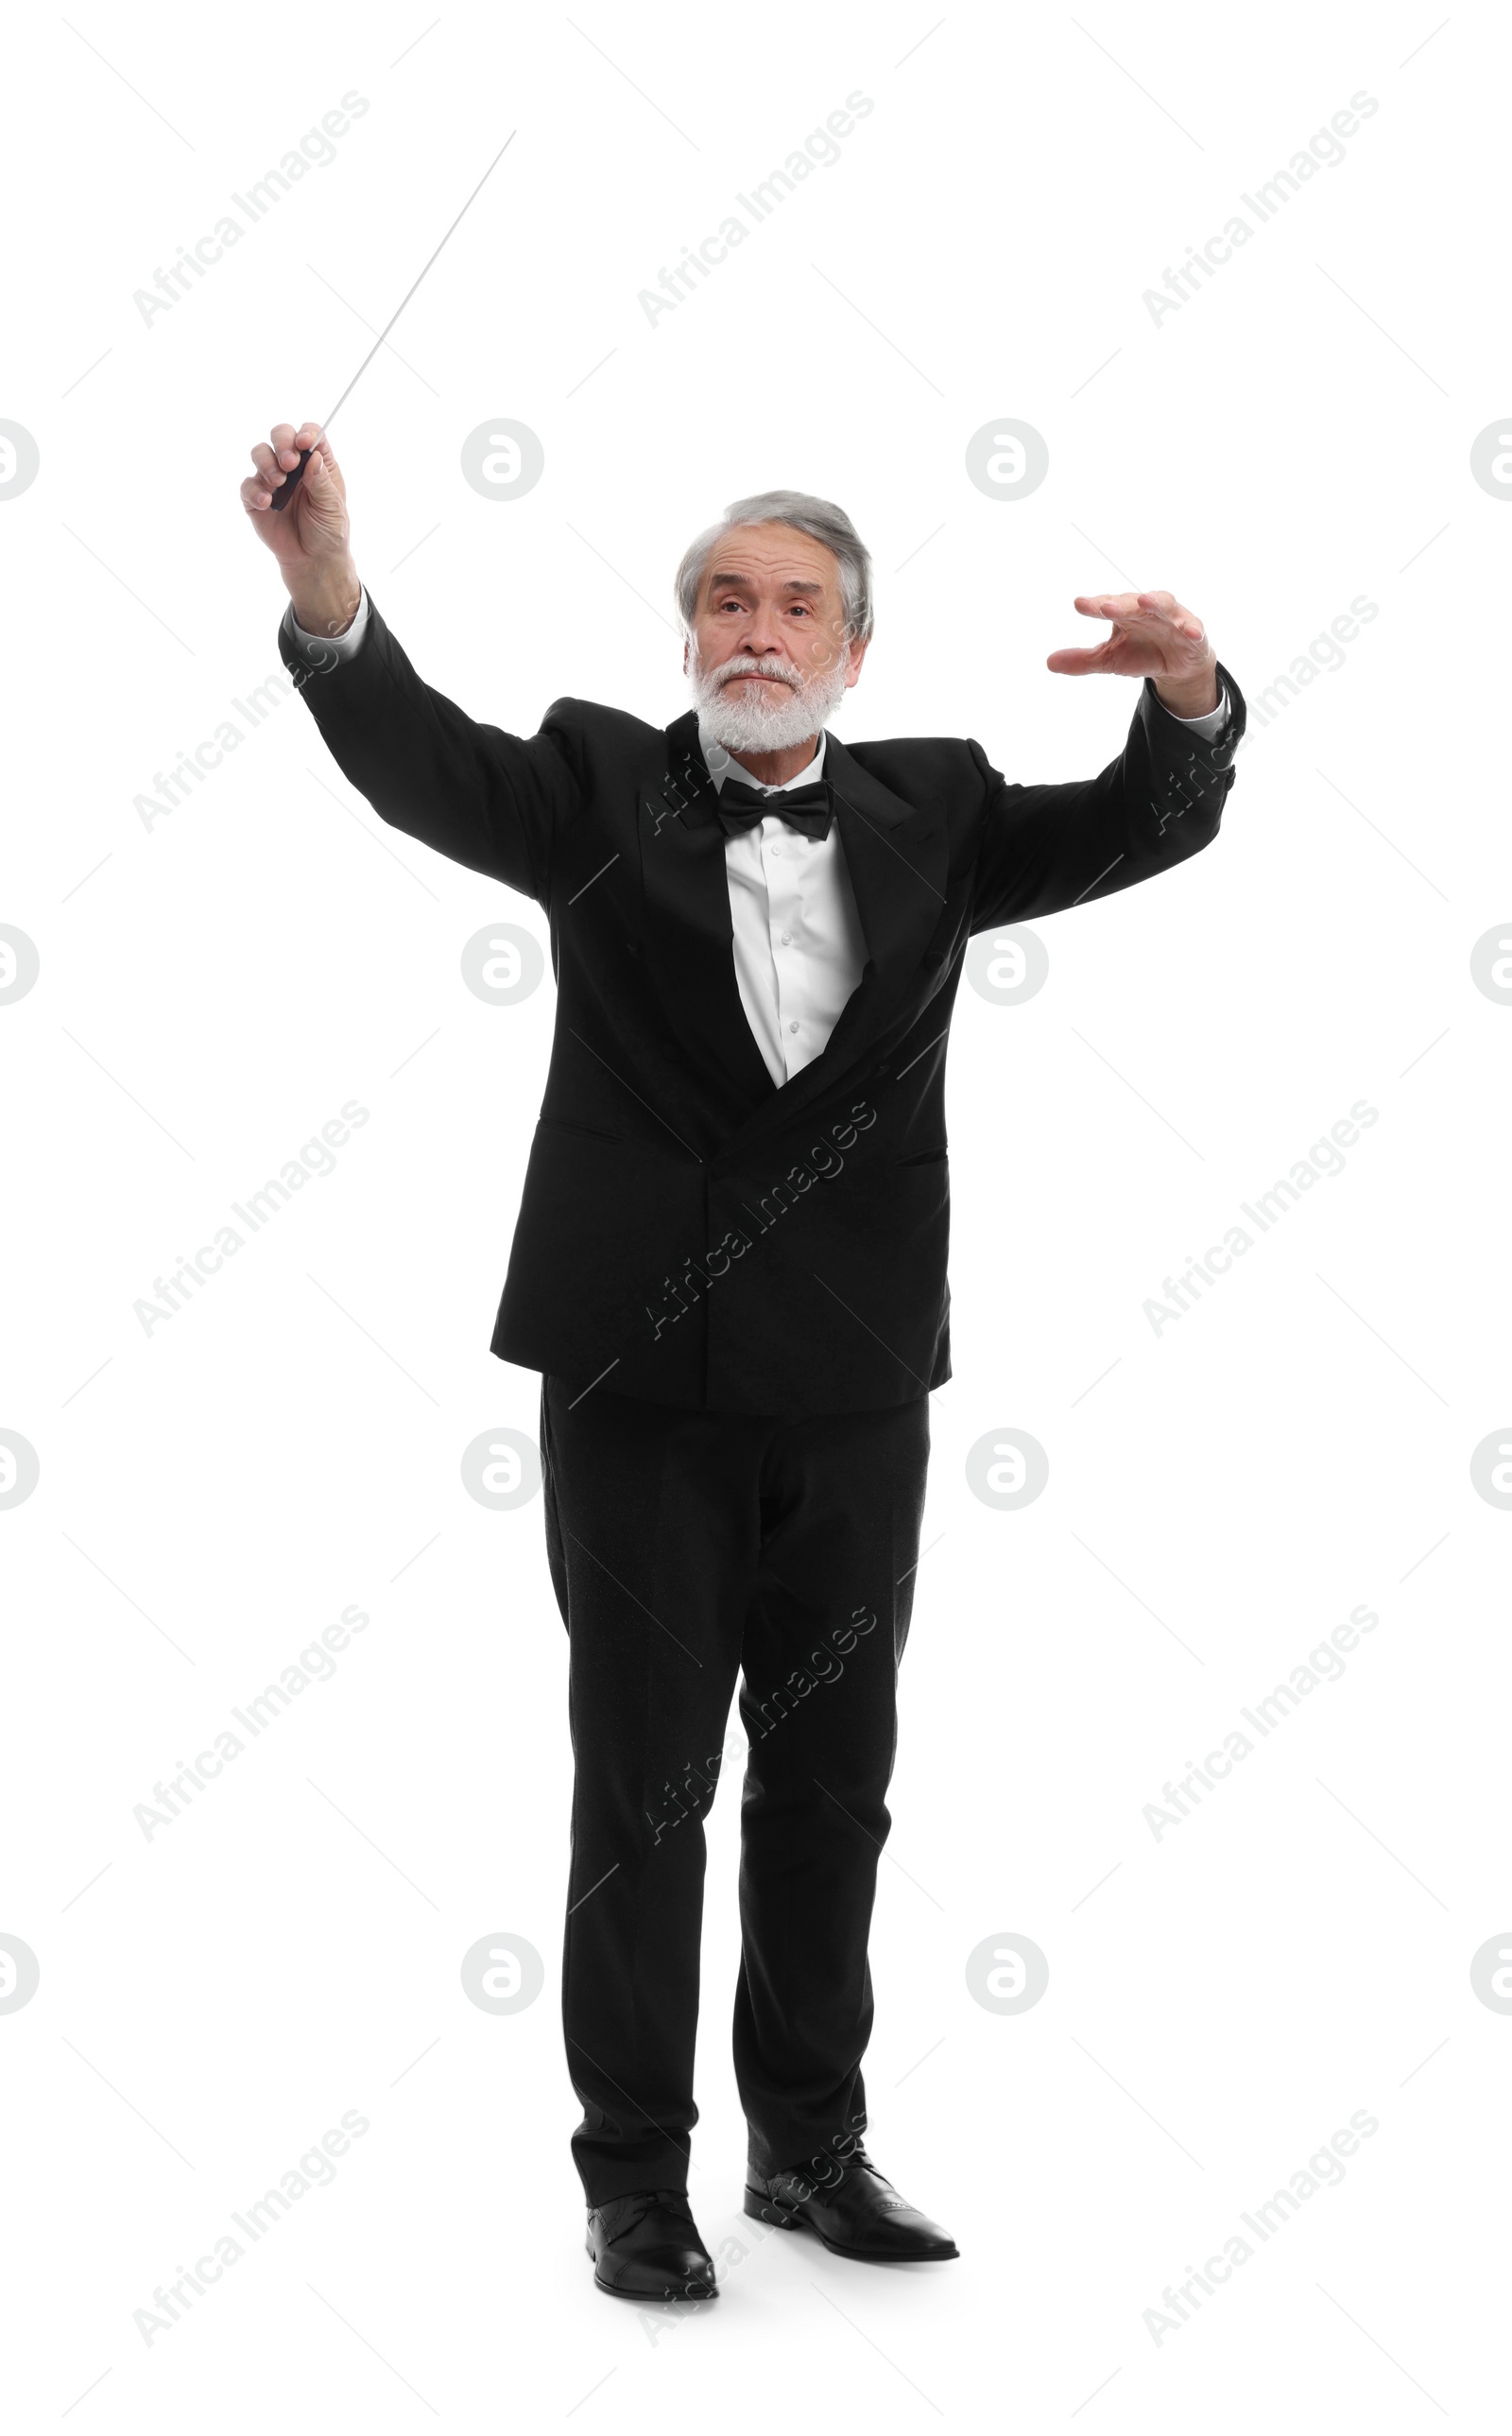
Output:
top-left (735, 624), bottom-right (787, 662)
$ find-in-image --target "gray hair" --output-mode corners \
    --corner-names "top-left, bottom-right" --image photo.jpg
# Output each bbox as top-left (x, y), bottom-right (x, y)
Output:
top-left (673, 489), bottom-right (874, 646)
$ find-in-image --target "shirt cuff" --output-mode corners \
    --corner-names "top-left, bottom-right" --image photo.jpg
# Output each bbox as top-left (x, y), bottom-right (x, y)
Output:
top-left (1156, 685), bottom-right (1228, 741)
top-left (285, 585), bottom-right (370, 665)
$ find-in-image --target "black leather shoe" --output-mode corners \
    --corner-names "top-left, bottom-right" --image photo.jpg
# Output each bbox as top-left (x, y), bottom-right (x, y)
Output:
top-left (744, 2145), bottom-right (959, 2262)
top-left (585, 2189), bottom-right (719, 2301)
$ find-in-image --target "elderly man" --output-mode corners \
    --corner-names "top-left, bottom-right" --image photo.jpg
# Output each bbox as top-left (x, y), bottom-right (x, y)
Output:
top-left (242, 421), bottom-right (1245, 2302)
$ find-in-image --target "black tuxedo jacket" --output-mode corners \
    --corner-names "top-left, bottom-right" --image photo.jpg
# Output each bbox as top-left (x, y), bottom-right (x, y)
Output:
top-left (281, 598), bottom-right (1245, 1416)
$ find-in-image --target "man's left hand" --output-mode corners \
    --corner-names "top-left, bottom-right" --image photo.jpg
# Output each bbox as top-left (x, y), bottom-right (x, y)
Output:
top-left (1047, 590), bottom-right (1219, 718)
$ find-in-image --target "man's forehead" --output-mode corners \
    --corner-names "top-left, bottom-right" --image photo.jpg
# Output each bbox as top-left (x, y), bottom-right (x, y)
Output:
top-left (701, 525), bottom-right (840, 588)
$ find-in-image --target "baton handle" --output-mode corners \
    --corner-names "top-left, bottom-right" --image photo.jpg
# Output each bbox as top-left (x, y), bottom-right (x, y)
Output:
top-left (268, 449), bottom-right (312, 513)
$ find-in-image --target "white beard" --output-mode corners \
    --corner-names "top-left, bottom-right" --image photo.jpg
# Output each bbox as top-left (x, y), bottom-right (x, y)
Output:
top-left (687, 639), bottom-right (851, 758)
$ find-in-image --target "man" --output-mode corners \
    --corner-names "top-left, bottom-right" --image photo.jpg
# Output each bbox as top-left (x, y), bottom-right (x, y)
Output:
top-left (241, 421), bottom-right (1245, 2302)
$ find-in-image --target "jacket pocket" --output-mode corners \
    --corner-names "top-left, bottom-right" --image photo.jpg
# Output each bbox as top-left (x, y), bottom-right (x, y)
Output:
top-left (894, 1146), bottom-right (949, 1166)
top-left (537, 1117), bottom-right (624, 1146)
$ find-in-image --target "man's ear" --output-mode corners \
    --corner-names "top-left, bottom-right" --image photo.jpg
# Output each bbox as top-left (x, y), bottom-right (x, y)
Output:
top-left (845, 635), bottom-right (870, 690)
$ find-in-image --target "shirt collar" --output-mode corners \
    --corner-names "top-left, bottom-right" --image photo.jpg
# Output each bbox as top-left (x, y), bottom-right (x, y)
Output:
top-left (696, 717), bottom-right (828, 796)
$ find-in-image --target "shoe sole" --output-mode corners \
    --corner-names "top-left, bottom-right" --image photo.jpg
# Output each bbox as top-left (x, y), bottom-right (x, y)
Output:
top-left (742, 2187), bottom-right (958, 2262)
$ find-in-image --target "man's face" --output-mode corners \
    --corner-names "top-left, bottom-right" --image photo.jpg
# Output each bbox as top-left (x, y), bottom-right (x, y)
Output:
top-left (683, 522), bottom-right (868, 753)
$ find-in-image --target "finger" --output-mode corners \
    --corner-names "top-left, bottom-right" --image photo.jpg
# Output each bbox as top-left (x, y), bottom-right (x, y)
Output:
top-left (1046, 644), bottom-right (1115, 675)
top-left (269, 423), bottom-right (300, 456)
top-left (240, 472), bottom-right (276, 513)
top-left (1133, 590), bottom-right (1206, 641)
top-left (249, 441), bottom-right (287, 483)
top-left (1079, 591), bottom-right (1174, 628)
top-left (1135, 592), bottom-right (1194, 638)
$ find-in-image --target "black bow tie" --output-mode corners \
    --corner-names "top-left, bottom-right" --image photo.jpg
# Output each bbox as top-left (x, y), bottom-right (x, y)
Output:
top-left (715, 774), bottom-right (833, 842)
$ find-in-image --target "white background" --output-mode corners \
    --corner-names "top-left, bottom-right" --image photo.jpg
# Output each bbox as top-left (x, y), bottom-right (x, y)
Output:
top-left (4, 1), bottom-right (1506, 2426)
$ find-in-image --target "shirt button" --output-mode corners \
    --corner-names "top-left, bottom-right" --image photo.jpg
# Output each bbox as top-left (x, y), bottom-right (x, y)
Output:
top-left (769, 844), bottom-right (782, 856)
top-left (780, 931), bottom-right (791, 945)
top-left (789, 1020), bottom-right (799, 1033)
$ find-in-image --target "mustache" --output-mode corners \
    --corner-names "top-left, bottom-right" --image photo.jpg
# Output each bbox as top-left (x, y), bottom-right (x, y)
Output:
top-left (718, 658), bottom-right (797, 687)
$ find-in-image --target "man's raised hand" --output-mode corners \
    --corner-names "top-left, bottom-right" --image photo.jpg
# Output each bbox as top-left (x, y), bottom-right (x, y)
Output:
top-left (239, 422), bottom-right (361, 636)
top-left (1047, 591), bottom-right (1219, 718)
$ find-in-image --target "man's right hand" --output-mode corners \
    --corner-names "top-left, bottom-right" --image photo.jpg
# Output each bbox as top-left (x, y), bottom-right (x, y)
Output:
top-left (240, 421), bottom-right (362, 638)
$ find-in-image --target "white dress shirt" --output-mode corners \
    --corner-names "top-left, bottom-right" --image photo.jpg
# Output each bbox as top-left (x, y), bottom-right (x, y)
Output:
top-left (698, 724), bottom-right (869, 1086)
top-left (286, 589), bottom-right (1230, 1085)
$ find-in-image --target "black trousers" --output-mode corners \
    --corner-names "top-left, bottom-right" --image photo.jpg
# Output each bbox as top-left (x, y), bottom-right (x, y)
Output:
top-left (539, 1373), bottom-right (931, 2207)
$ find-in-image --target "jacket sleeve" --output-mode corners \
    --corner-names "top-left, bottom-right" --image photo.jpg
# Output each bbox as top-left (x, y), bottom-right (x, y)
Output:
top-left (967, 665), bottom-right (1246, 934)
top-left (278, 590), bottom-right (583, 907)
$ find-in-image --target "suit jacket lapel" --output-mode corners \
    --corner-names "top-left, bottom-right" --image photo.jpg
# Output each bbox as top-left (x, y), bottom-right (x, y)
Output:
top-left (724, 729), bottom-right (950, 1159)
top-left (637, 714), bottom-right (951, 1152)
top-left (637, 711), bottom-right (777, 1107)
